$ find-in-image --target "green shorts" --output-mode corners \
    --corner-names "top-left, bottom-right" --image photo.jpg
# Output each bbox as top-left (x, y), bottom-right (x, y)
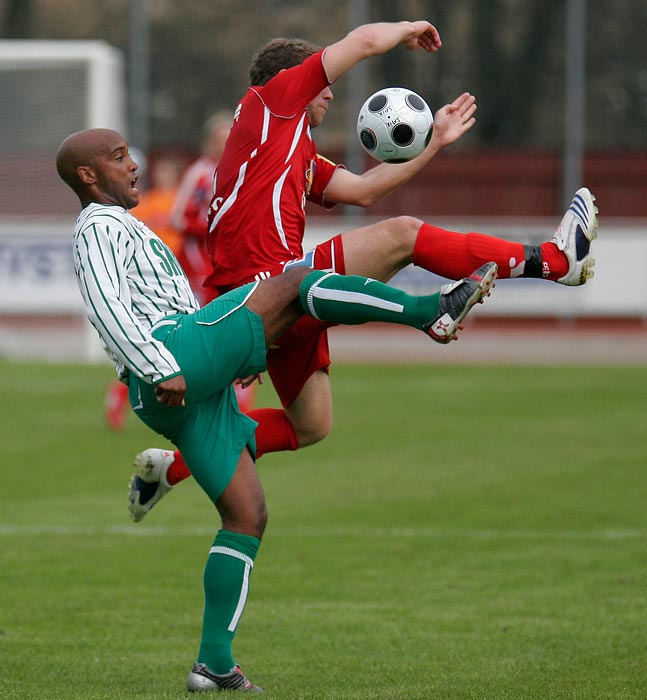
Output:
top-left (128, 283), bottom-right (267, 503)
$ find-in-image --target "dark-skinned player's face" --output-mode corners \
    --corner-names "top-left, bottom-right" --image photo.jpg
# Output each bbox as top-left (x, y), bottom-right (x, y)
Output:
top-left (91, 133), bottom-right (140, 209)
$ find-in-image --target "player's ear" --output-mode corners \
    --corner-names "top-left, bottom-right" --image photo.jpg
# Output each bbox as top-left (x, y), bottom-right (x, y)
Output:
top-left (77, 165), bottom-right (97, 185)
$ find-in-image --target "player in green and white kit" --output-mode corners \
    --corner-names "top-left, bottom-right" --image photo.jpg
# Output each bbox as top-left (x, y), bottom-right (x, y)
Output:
top-left (57, 128), bottom-right (497, 693)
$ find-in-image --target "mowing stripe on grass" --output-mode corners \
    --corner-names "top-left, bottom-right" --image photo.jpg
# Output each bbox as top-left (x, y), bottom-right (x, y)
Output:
top-left (1, 524), bottom-right (646, 540)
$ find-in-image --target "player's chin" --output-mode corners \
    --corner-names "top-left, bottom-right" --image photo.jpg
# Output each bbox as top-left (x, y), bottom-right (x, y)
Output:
top-left (309, 109), bottom-right (326, 128)
top-left (124, 189), bottom-right (140, 209)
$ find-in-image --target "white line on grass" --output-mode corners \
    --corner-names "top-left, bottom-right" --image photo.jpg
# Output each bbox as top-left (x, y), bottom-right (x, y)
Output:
top-left (0, 524), bottom-right (646, 540)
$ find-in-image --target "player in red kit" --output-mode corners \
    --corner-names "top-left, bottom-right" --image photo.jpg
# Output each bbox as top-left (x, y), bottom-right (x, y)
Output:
top-left (204, 58), bottom-right (342, 292)
top-left (172, 112), bottom-right (232, 305)
top-left (128, 20), bottom-right (598, 522)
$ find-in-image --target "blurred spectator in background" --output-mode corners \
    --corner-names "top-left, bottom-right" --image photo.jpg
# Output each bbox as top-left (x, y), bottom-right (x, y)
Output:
top-left (172, 112), bottom-right (232, 305)
top-left (104, 155), bottom-right (183, 431)
top-left (171, 111), bottom-right (256, 415)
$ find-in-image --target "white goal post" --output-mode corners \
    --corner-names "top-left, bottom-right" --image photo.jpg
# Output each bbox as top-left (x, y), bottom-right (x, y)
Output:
top-left (0, 40), bottom-right (125, 361)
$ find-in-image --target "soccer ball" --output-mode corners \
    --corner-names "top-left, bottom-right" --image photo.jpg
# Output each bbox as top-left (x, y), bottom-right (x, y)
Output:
top-left (357, 87), bottom-right (434, 163)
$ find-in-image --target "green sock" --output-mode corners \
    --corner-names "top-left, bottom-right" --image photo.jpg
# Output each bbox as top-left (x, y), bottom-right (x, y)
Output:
top-left (197, 529), bottom-right (260, 674)
top-left (300, 270), bottom-right (440, 330)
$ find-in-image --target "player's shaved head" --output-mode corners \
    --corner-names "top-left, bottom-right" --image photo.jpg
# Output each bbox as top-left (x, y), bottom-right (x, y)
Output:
top-left (56, 128), bottom-right (122, 192)
top-left (56, 128), bottom-right (140, 209)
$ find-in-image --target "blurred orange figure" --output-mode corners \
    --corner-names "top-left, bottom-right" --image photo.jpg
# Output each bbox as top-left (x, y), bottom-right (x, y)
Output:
top-left (132, 156), bottom-right (183, 253)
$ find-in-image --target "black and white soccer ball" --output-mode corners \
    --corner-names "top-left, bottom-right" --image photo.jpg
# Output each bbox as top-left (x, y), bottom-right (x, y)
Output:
top-left (357, 87), bottom-right (434, 163)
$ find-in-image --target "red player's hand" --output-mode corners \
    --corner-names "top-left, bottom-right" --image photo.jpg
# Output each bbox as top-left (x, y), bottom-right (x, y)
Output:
top-left (403, 22), bottom-right (442, 53)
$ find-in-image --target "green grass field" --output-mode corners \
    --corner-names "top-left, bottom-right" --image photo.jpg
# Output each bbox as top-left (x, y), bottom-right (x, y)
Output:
top-left (1, 359), bottom-right (646, 700)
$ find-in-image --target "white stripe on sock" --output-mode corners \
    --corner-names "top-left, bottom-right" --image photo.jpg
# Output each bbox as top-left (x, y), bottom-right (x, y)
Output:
top-left (305, 272), bottom-right (332, 319)
top-left (312, 286), bottom-right (404, 313)
top-left (209, 546), bottom-right (255, 633)
top-left (209, 545), bottom-right (255, 569)
top-left (228, 562), bottom-right (251, 632)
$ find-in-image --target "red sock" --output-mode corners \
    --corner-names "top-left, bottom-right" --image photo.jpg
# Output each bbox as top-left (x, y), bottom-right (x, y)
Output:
top-left (538, 241), bottom-right (568, 281)
top-left (248, 408), bottom-right (299, 459)
top-left (167, 451), bottom-right (191, 485)
top-left (166, 408), bottom-right (298, 483)
top-left (412, 223), bottom-right (567, 281)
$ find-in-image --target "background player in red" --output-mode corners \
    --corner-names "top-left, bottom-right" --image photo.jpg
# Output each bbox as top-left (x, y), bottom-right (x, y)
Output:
top-left (128, 19), bottom-right (598, 521)
top-left (171, 111), bottom-right (256, 413)
top-left (172, 112), bottom-right (231, 305)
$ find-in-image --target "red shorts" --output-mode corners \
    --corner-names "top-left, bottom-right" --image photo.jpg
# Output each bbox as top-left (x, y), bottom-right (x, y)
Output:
top-left (209, 233), bottom-right (346, 408)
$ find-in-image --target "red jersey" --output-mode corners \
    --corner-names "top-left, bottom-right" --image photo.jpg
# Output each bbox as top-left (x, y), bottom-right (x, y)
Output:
top-left (172, 155), bottom-right (216, 239)
top-left (171, 155), bottom-right (217, 302)
top-left (205, 49), bottom-right (341, 290)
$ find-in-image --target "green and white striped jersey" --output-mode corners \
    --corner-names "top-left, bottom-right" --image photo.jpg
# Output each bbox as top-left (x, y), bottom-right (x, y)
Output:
top-left (73, 203), bottom-right (200, 384)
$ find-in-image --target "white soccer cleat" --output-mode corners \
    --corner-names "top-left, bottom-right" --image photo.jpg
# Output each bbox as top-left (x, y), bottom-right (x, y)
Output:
top-left (553, 187), bottom-right (599, 286)
top-left (128, 448), bottom-right (174, 523)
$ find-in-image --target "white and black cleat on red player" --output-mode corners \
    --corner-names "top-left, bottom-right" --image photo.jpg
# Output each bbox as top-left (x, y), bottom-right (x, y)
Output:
top-left (553, 187), bottom-right (599, 286)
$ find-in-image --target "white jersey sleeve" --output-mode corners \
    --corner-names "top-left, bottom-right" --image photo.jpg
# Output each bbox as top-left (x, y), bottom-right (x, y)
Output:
top-left (73, 204), bottom-right (199, 384)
